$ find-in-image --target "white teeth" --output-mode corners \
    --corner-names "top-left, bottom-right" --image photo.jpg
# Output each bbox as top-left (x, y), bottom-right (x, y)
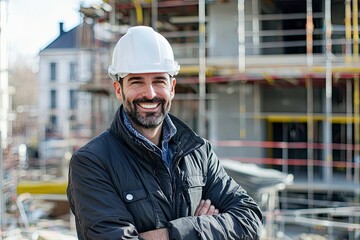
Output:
top-left (139, 103), bottom-right (158, 109)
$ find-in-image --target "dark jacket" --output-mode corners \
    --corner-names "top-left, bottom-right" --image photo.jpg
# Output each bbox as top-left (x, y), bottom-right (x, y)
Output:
top-left (67, 106), bottom-right (263, 239)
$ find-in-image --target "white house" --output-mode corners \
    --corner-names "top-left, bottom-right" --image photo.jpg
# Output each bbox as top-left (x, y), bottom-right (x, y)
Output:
top-left (38, 22), bottom-right (110, 155)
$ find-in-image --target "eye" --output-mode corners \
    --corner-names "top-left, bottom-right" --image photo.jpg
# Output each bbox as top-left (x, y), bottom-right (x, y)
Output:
top-left (155, 80), bottom-right (166, 84)
top-left (129, 80), bottom-right (143, 86)
top-left (153, 79), bottom-right (167, 85)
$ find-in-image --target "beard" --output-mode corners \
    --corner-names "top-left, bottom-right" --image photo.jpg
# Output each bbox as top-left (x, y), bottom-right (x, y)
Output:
top-left (123, 96), bottom-right (171, 129)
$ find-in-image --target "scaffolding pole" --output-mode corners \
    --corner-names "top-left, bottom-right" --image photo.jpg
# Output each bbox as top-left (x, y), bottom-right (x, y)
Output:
top-left (306, 0), bottom-right (314, 210)
top-left (324, 2), bottom-right (334, 238)
top-left (345, 0), bottom-right (354, 182)
top-left (198, 0), bottom-right (206, 137)
top-left (324, 0), bottom-right (333, 186)
top-left (346, 79), bottom-right (353, 181)
top-left (238, 0), bottom-right (245, 72)
top-left (251, 0), bottom-right (259, 55)
top-left (306, 77), bottom-right (314, 209)
top-left (353, 0), bottom-right (360, 186)
top-left (352, 1), bottom-right (360, 234)
top-left (353, 0), bottom-right (359, 63)
top-left (132, 0), bottom-right (143, 25)
top-left (151, 0), bottom-right (158, 31)
top-left (238, 0), bottom-right (246, 140)
top-left (239, 83), bottom-right (246, 139)
top-left (354, 76), bottom-right (359, 181)
top-left (345, 0), bottom-right (352, 63)
top-left (306, 0), bottom-right (313, 66)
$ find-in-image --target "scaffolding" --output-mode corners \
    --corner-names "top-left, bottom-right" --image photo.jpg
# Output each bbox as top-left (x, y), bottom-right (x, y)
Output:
top-left (6, 0), bottom-right (360, 239)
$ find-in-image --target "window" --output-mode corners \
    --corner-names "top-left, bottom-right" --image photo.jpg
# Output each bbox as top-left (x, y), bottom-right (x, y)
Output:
top-left (49, 115), bottom-right (57, 129)
top-left (50, 90), bottom-right (56, 109)
top-left (70, 90), bottom-right (77, 109)
top-left (50, 62), bottom-right (57, 81)
top-left (70, 62), bottom-right (77, 81)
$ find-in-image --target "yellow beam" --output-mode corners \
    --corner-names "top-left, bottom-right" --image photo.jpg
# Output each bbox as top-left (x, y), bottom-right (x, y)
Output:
top-left (311, 66), bottom-right (360, 73)
top-left (353, 0), bottom-right (359, 63)
top-left (17, 180), bottom-right (67, 195)
top-left (264, 114), bottom-right (360, 124)
top-left (262, 73), bottom-right (275, 85)
top-left (345, 0), bottom-right (352, 63)
top-left (132, 0), bottom-right (143, 25)
top-left (179, 65), bottom-right (217, 75)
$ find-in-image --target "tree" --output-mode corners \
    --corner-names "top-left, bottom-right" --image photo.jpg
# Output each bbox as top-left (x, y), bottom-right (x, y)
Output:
top-left (9, 55), bottom-right (38, 145)
top-left (9, 55), bottom-right (38, 108)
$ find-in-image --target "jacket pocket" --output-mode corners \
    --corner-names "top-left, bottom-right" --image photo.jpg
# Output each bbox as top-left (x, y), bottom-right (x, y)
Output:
top-left (184, 175), bottom-right (206, 215)
top-left (123, 188), bottom-right (147, 203)
top-left (122, 188), bottom-right (155, 232)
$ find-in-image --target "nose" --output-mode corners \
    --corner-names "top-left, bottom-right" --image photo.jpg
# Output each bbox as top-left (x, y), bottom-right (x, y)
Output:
top-left (143, 83), bottom-right (156, 99)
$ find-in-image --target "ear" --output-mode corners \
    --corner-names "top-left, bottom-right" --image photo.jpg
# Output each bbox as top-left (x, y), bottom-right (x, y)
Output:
top-left (113, 81), bottom-right (123, 101)
top-left (170, 77), bottom-right (176, 100)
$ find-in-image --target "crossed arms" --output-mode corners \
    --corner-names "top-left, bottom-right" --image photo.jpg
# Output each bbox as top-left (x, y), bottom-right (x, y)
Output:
top-left (139, 199), bottom-right (219, 240)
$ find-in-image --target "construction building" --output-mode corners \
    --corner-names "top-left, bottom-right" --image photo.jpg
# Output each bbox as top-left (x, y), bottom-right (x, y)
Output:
top-left (34, 0), bottom-right (360, 238)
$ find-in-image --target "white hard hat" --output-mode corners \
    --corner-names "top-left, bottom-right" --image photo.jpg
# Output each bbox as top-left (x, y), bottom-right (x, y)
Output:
top-left (108, 26), bottom-right (180, 80)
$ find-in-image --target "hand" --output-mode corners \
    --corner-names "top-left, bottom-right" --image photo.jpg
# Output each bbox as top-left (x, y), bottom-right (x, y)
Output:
top-left (194, 199), bottom-right (219, 216)
top-left (139, 228), bottom-right (169, 240)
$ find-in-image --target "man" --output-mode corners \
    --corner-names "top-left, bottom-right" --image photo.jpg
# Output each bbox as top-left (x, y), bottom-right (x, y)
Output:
top-left (67, 26), bottom-right (263, 240)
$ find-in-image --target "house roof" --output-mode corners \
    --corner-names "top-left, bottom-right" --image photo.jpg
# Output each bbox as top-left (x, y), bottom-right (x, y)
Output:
top-left (41, 22), bottom-right (94, 52)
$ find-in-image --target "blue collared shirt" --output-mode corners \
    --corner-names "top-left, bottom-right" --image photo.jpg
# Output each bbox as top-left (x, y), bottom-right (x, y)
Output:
top-left (122, 108), bottom-right (177, 168)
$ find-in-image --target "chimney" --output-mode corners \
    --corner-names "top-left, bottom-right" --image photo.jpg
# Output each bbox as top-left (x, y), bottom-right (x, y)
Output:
top-left (59, 22), bottom-right (65, 35)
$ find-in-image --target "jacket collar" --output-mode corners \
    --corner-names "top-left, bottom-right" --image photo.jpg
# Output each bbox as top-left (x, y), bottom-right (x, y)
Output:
top-left (121, 107), bottom-right (177, 148)
top-left (109, 105), bottom-right (204, 157)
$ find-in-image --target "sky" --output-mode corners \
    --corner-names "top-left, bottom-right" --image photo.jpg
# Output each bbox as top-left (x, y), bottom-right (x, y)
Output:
top-left (7, 0), bottom-right (101, 60)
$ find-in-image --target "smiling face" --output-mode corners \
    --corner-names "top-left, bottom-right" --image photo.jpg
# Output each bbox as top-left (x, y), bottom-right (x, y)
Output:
top-left (113, 72), bottom-right (176, 130)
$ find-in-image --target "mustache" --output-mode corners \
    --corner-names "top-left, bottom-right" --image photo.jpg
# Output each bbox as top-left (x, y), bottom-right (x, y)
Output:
top-left (133, 97), bottom-right (165, 104)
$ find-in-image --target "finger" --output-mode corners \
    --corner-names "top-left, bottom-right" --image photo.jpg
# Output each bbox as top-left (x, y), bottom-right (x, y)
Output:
top-left (195, 200), bottom-right (205, 216)
top-left (207, 205), bottom-right (216, 215)
top-left (214, 209), bottom-right (219, 215)
top-left (198, 199), bottom-right (211, 216)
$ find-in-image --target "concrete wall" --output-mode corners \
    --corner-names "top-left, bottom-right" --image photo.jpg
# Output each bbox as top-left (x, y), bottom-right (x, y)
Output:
top-left (262, 87), bottom-right (347, 114)
top-left (208, 82), bottom-right (266, 160)
top-left (208, 0), bottom-right (256, 57)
